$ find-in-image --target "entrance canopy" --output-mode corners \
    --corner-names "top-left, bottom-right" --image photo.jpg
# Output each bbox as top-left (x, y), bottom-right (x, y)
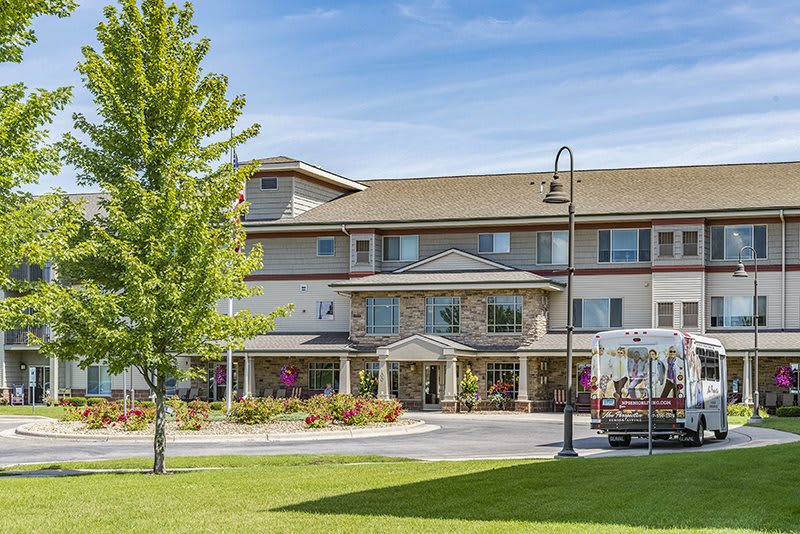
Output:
top-left (377, 334), bottom-right (476, 362)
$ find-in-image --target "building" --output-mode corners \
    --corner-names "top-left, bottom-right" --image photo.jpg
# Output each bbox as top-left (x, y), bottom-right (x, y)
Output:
top-left (3, 157), bottom-right (800, 411)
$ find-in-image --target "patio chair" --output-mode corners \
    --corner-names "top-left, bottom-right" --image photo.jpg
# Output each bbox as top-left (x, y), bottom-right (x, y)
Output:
top-left (276, 388), bottom-right (287, 398)
top-left (765, 392), bottom-right (778, 414)
top-left (553, 388), bottom-right (566, 412)
top-left (575, 392), bottom-right (591, 414)
top-left (261, 388), bottom-right (274, 398)
top-left (782, 393), bottom-right (795, 408)
top-left (291, 387), bottom-right (303, 398)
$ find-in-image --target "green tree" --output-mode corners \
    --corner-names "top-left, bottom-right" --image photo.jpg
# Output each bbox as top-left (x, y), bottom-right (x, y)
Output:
top-left (35, 0), bottom-right (290, 474)
top-left (0, 0), bottom-right (78, 292)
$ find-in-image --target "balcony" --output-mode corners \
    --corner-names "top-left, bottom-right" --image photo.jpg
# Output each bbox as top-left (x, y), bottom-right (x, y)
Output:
top-left (4, 326), bottom-right (49, 346)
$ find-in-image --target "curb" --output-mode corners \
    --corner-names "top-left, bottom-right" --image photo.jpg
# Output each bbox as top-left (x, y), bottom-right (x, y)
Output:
top-left (14, 420), bottom-right (440, 443)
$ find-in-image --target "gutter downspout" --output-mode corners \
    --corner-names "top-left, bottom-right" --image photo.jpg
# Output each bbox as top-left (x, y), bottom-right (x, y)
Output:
top-left (781, 209), bottom-right (786, 330)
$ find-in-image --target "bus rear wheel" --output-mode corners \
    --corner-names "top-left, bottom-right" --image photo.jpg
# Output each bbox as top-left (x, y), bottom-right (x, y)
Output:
top-left (608, 435), bottom-right (631, 448)
top-left (690, 420), bottom-right (705, 447)
top-left (714, 430), bottom-right (728, 440)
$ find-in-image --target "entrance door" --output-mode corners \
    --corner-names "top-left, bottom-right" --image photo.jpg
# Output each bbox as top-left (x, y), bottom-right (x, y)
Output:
top-left (423, 364), bottom-right (444, 410)
top-left (34, 366), bottom-right (50, 404)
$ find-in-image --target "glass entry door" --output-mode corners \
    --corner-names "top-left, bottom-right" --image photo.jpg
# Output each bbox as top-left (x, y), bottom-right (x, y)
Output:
top-left (423, 364), bottom-right (444, 410)
top-left (34, 366), bottom-right (50, 404)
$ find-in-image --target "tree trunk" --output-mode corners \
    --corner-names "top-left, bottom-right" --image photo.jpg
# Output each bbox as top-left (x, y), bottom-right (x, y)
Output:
top-left (153, 374), bottom-right (167, 474)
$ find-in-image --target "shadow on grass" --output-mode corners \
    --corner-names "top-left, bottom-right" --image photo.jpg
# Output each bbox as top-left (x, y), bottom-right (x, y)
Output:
top-left (279, 443), bottom-right (800, 531)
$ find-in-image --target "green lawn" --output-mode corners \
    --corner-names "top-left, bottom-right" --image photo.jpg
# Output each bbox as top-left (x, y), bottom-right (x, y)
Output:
top-left (0, 405), bottom-right (64, 418)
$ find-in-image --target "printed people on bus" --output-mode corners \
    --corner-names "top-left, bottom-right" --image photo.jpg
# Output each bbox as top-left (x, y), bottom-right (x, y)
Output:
top-left (659, 345), bottom-right (680, 398)
top-left (649, 348), bottom-right (667, 393)
top-left (610, 346), bottom-right (629, 399)
top-left (596, 344), bottom-right (612, 396)
top-left (626, 350), bottom-right (647, 398)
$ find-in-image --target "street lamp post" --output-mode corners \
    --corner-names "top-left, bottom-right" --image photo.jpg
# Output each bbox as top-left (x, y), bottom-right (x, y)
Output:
top-left (543, 146), bottom-right (579, 458)
top-left (733, 245), bottom-right (763, 424)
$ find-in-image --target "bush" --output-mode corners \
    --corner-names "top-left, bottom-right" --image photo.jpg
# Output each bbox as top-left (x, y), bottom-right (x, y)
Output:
top-left (59, 406), bottom-right (84, 421)
top-left (228, 397), bottom-right (283, 424)
top-left (119, 409), bottom-right (150, 431)
top-left (60, 397), bottom-right (87, 407)
top-left (85, 397), bottom-right (108, 406)
top-left (81, 403), bottom-right (121, 429)
top-left (176, 404), bottom-right (209, 431)
top-left (135, 400), bottom-right (155, 409)
top-left (777, 406), bottom-right (800, 417)
top-left (209, 401), bottom-right (224, 411)
top-left (357, 369), bottom-right (377, 398)
top-left (166, 396), bottom-right (185, 412)
top-left (727, 403), bottom-right (768, 418)
top-left (303, 394), bottom-right (404, 427)
top-left (282, 396), bottom-right (304, 414)
top-left (459, 367), bottom-right (480, 413)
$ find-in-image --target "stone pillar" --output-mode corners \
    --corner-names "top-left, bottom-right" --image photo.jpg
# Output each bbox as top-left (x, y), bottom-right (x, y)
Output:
top-left (338, 356), bottom-right (351, 395)
top-left (743, 353), bottom-right (753, 406)
top-left (443, 355), bottom-right (457, 402)
top-left (49, 356), bottom-right (59, 403)
top-left (377, 350), bottom-right (390, 400)
top-left (518, 355), bottom-right (529, 401)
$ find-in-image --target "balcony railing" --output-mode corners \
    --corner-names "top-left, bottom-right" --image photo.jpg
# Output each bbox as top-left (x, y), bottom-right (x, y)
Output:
top-left (4, 326), bottom-right (49, 345)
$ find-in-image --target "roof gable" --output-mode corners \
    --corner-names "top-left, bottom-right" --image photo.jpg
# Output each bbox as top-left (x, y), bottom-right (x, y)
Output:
top-left (394, 249), bottom-right (514, 273)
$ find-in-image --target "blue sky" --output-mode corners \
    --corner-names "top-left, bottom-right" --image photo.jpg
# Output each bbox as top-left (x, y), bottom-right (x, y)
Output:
top-left (6, 0), bottom-right (800, 193)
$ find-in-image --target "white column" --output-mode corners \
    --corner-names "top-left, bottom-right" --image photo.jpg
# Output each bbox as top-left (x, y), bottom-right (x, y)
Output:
top-left (377, 350), bottom-right (390, 400)
top-left (518, 355), bottom-right (529, 401)
top-left (49, 356), bottom-right (59, 403)
top-left (743, 353), bottom-right (753, 406)
top-left (443, 353), bottom-right (457, 402)
top-left (338, 356), bottom-right (351, 395)
top-left (244, 354), bottom-right (251, 397)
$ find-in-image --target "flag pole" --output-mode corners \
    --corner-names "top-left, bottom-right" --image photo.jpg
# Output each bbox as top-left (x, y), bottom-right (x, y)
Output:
top-left (225, 128), bottom-right (235, 415)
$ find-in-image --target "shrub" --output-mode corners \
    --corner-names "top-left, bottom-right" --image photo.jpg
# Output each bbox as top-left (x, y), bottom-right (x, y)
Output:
top-left (228, 397), bottom-right (283, 424)
top-left (357, 369), bottom-right (377, 398)
top-left (459, 367), bottom-right (480, 412)
top-left (176, 405), bottom-right (209, 431)
top-left (166, 396), bottom-right (185, 412)
top-left (82, 403), bottom-right (121, 429)
top-left (59, 406), bottom-right (84, 421)
top-left (727, 403), bottom-right (768, 418)
top-left (120, 409), bottom-right (150, 431)
top-left (305, 414), bottom-right (331, 428)
top-left (209, 401), bottom-right (224, 411)
top-left (85, 397), bottom-right (107, 406)
top-left (303, 394), bottom-right (405, 427)
top-left (282, 396), bottom-right (304, 414)
top-left (777, 406), bottom-right (800, 417)
top-left (60, 397), bottom-right (87, 407)
top-left (487, 380), bottom-right (514, 410)
top-left (136, 400), bottom-right (155, 409)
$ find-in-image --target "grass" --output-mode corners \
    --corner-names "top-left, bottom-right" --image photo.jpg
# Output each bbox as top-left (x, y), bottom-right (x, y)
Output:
top-left (0, 405), bottom-right (64, 418)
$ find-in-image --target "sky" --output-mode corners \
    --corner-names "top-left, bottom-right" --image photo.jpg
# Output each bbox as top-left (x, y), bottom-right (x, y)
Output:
top-left (5, 0), bottom-right (800, 194)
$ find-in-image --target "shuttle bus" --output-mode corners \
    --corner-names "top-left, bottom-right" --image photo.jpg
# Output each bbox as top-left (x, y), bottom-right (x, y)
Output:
top-left (590, 329), bottom-right (728, 448)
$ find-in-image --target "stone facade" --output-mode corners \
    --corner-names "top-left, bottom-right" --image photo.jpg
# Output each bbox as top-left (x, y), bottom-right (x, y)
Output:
top-left (349, 288), bottom-right (550, 349)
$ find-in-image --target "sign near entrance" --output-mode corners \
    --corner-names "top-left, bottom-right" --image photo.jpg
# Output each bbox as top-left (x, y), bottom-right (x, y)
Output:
top-left (28, 366), bottom-right (37, 386)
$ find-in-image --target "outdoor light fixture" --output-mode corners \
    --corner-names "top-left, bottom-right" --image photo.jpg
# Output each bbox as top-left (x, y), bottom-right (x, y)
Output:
top-left (19, 363), bottom-right (26, 371)
top-left (543, 146), bottom-right (579, 459)
top-left (733, 245), bottom-right (762, 424)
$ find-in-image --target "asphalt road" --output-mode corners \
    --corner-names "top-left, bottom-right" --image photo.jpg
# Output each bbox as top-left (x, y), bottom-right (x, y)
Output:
top-left (1, 412), bottom-right (797, 466)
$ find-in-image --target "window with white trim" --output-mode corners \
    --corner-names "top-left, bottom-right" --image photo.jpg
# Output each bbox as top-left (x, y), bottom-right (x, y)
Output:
top-left (309, 362), bottom-right (339, 391)
top-left (355, 239), bottom-right (371, 264)
top-left (478, 233), bottom-right (510, 254)
top-left (87, 365), bottom-right (112, 396)
top-left (365, 362), bottom-right (399, 397)
top-left (573, 298), bottom-right (623, 329)
top-left (317, 237), bottom-right (335, 257)
top-left (536, 231), bottom-right (568, 264)
top-left (710, 296), bottom-right (766, 327)
top-left (317, 301), bottom-right (334, 320)
top-left (657, 232), bottom-right (674, 257)
top-left (366, 298), bottom-right (400, 335)
top-left (487, 296), bottom-right (523, 333)
top-left (598, 229), bottom-right (651, 263)
top-left (383, 236), bottom-right (418, 262)
top-left (425, 297), bottom-right (460, 334)
top-left (710, 225), bottom-right (767, 260)
top-left (486, 362), bottom-right (519, 398)
top-left (260, 177), bottom-right (277, 190)
top-left (682, 231), bottom-right (698, 257)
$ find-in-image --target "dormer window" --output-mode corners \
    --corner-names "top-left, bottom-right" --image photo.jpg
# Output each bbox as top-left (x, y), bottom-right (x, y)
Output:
top-left (261, 177), bottom-right (277, 190)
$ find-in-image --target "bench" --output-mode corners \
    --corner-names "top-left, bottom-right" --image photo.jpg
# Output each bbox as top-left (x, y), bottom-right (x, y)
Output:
top-left (553, 388), bottom-right (566, 412)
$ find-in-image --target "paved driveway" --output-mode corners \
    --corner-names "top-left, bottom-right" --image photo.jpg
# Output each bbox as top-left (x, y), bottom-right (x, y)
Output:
top-left (1, 412), bottom-right (797, 466)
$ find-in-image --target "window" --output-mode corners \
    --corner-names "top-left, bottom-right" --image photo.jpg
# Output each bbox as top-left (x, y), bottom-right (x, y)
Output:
top-left (682, 302), bottom-right (699, 329)
top-left (487, 296), bottom-right (523, 333)
top-left (657, 302), bottom-right (674, 328)
top-left (366, 298), bottom-right (400, 335)
top-left (711, 225), bottom-right (767, 260)
top-left (537, 231), bottom-right (568, 264)
top-left (317, 301), bottom-right (334, 320)
top-left (425, 297), bottom-right (460, 334)
top-left (682, 231), bottom-right (698, 257)
top-left (486, 362), bottom-right (519, 397)
top-left (478, 233), bottom-right (510, 254)
top-left (87, 365), bottom-right (112, 396)
top-left (317, 237), bottom-right (335, 257)
top-left (365, 362), bottom-right (399, 397)
top-left (355, 239), bottom-right (371, 264)
top-left (658, 232), bottom-right (674, 257)
top-left (710, 296), bottom-right (766, 327)
top-left (383, 236), bottom-right (418, 262)
top-left (260, 177), bottom-right (277, 190)
top-left (598, 229), bottom-right (651, 263)
top-left (309, 362), bottom-right (339, 391)
top-left (573, 298), bottom-right (623, 329)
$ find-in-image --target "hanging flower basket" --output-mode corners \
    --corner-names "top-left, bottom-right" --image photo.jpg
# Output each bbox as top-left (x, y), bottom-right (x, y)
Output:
top-left (578, 366), bottom-right (592, 390)
top-left (281, 365), bottom-right (298, 387)
top-left (775, 365), bottom-right (797, 390)
top-left (214, 364), bottom-right (227, 385)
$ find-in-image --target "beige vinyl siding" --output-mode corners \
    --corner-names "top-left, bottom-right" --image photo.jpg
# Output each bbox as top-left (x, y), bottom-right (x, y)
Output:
top-left (413, 253), bottom-right (503, 271)
top-left (785, 271), bottom-right (800, 329)
top-left (350, 234), bottom-right (376, 272)
top-left (651, 271), bottom-right (704, 331)
top-left (652, 224), bottom-right (705, 266)
top-left (245, 175), bottom-right (293, 221)
top-left (230, 280), bottom-right (351, 332)
top-left (548, 274), bottom-right (652, 330)
top-left (293, 177), bottom-right (344, 216)
top-left (787, 222), bottom-right (800, 260)
top-left (250, 236), bottom-right (349, 275)
top-left (706, 271), bottom-right (782, 329)
top-left (69, 361), bottom-right (151, 391)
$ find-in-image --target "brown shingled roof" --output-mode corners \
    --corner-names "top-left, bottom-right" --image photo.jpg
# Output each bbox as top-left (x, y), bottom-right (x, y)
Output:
top-left (261, 161), bottom-right (800, 225)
